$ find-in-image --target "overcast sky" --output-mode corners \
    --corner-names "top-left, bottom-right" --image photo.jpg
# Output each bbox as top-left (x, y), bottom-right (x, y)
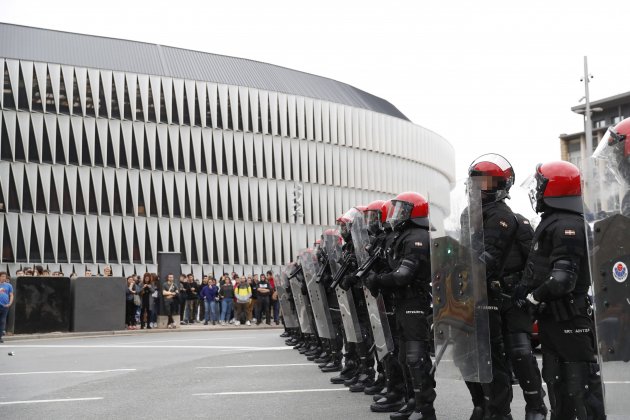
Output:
top-left (3, 0), bottom-right (630, 219)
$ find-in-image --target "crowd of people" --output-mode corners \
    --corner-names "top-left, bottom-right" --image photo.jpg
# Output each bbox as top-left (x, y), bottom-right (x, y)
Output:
top-left (2, 265), bottom-right (282, 332)
top-left (126, 271), bottom-right (281, 330)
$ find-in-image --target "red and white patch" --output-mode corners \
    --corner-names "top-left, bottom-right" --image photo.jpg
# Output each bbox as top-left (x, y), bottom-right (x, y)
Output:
top-left (499, 220), bottom-right (508, 228)
top-left (564, 229), bottom-right (576, 236)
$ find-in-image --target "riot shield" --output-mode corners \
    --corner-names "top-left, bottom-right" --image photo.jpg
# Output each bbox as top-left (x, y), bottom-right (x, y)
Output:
top-left (430, 182), bottom-right (492, 383)
top-left (350, 213), bottom-right (395, 360)
top-left (584, 138), bottom-right (630, 416)
top-left (300, 248), bottom-right (335, 339)
top-left (287, 263), bottom-right (315, 334)
top-left (323, 231), bottom-right (363, 343)
top-left (278, 267), bottom-right (299, 329)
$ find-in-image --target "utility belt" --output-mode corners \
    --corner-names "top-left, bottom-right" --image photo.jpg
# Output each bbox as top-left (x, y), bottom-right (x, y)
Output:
top-left (540, 293), bottom-right (591, 322)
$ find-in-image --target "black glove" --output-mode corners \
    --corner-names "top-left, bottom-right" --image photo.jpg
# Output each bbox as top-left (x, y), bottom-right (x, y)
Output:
top-left (339, 275), bottom-right (356, 291)
top-left (512, 283), bottom-right (529, 308)
top-left (364, 273), bottom-right (381, 297)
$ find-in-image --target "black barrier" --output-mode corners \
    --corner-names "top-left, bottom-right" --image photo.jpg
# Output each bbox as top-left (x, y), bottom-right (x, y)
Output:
top-left (9, 276), bottom-right (71, 334)
top-left (71, 277), bottom-right (126, 332)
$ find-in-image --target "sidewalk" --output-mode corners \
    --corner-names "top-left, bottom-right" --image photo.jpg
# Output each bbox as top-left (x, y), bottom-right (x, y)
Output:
top-left (3, 321), bottom-right (284, 342)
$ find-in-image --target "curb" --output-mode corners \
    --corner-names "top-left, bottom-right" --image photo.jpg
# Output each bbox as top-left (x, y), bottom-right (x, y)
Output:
top-left (3, 324), bottom-right (284, 342)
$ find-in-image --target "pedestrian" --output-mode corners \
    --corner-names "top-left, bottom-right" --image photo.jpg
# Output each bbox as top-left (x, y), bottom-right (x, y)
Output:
top-left (234, 277), bottom-right (252, 326)
top-left (0, 272), bottom-right (14, 343)
top-left (248, 275), bottom-right (258, 324)
top-left (267, 271), bottom-right (280, 325)
top-left (201, 277), bottom-right (219, 325)
top-left (182, 274), bottom-right (198, 325)
top-left (198, 275), bottom-right (208, 322)
top-left (256, 274), bottom-right (272, 325)
top-left (522, 161), bottom-right (605, 419)
top-left (125, 276), bottom-right (139, 330)
top-left (139, 273), bottom-right (154, 329)
top-left (162, 274), bottom-right (179, 329)
top-left (103, 266), bottom-right (112, 277)
top-left (219, 277), bottom-right (234, 325)
top-left (150, 273), bottom-right (159, 328)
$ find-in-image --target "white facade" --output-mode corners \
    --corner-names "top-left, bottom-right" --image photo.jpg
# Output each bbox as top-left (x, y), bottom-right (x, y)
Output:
top-left (0, 31), bottom-right (454, 278)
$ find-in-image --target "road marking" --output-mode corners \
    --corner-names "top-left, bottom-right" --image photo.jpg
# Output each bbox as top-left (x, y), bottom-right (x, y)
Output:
top-left (194, 388), bottom-right (346, 396)
top-left (7, 345), bottom-right (291, 351)
top-left (130, 336), bottom-right (259, 345)
top-left (604, 381), bottom-right (630, 384)
top-left (0, 397), bottom-right (103, 406)
top-left (0, 369), bottom-right (136, 376)
top-left (197, 363), bottom-right (313, 369)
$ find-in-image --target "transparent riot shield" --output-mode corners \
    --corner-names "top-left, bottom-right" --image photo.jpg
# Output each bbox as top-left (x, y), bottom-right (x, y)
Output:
top-left (287, 263), bottom-right (315, 335)
top-left (278, 267), bottom-right (299, 329)
top-left (430, 182), bottom-right (492, 383)
top-left (350, 213), bottom-right (395, 360)
top-left (323, 231), bottom-right (363, 343)
top-left (300, 248), bottom-right (335, 339)
top-left (584, 138), bottom-right (630, 416)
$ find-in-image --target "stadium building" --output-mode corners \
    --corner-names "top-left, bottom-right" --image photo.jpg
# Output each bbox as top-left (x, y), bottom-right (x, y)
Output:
top-left (0, 23), bottom-right (455, 278)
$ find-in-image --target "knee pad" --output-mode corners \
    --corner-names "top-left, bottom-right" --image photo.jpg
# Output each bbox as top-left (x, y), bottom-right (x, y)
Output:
top-left (405, 340), bottom-right (430, 369)
top-left (563, 362), bottom-right (589, 398)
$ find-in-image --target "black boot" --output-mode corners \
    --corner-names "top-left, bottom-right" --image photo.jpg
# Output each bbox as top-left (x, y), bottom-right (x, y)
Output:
top-left (370, 392), bottom-right (405, 413)
top-left (330, 360), bottom-right (357, 384)
top-left (320, 361), bottom-right (342, 372)
top-left (314, 353), bottom-right (331, 364)
top-left (389, 398), bottom-right (415, 420)
top-left (364, 373), bottom-right (386, 395)
top-left (349, 368), bottom-right (376, 392)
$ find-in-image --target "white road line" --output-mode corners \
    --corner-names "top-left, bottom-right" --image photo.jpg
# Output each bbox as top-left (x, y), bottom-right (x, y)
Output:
top-left (0, 397), bottom-right (103, 406)
top-left (604, 381), bottom-right (630, 384)
top-left (194, 388), bottom-right (346, 396)
top-left (7, 345), bottom-right (291, 351)
top-left (131, 336), bottom-right (259, 344)
top-left (197, 363), bottom-right (314, 369)
top-left (0, 369), bottom-right (136, 376)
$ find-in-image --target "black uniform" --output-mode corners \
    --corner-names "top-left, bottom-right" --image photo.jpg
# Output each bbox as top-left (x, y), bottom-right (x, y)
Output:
top-left (465, 200), bottom-right (517, 419)
top-left (373, 225), bottom-right (436, 419)
top-left (367, 232), bottom-right (406, 413)
top-left (524, 210), bottom-right (605, 420)
top-left (317, 248), bottom-right (345, 372)
top-left (501, 213), bottom-right (546, 416)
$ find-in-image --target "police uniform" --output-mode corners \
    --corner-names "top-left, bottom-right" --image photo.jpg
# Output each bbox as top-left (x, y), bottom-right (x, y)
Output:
top-left (316, 247), bottom-right (345, 373)
top-left (372, 224), bottom-right (436, 420)
top-left (525, 210), bottom-right (605, 420)
top-left (501, 213), bottom-right (546, 417)
top-left (465, 200), bottom-right (517, 420)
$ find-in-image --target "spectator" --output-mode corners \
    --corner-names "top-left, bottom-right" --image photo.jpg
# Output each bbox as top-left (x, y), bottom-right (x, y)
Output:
top-left (267, 271), bottom-right (280, 325)
top-left (149, 273), bottom-right (159, 328)
top-left (85, 269), bottom-right (92, 277)
top-left (139, 273), bottom-right (154, 329)
top-left (42, 269), bottom-right (51, 276)
top-left (103, 266), bottom-right (113, 277)
top-left (15, 270), bottom-right (24, 277)
top-left (178, 274), bottom-right (187, 321)
top-left (248, 275), bottom-right (258, 324)
top-left (188, 273), bottom-right (200, 323)
top-left (162, 274), bottom-right (179, 329)
top-left (234, 277), bottom-right (252, 326)
top-left (33, 265), bottom-right (45, 276)
top-left (125, 276), bottom-right (138, 330)
top-left (0, 272), bottom-right (14, 343)
top-left (181, 275), bottom-right (198, 325)
top-left (198, 275), bottom-right (209, 322)
top-left (219, 277), bottom-right (234, 325)
top-left (200, 277), bottom-right (219, 325)
top-left (257, 274), bottom-right (272, 325)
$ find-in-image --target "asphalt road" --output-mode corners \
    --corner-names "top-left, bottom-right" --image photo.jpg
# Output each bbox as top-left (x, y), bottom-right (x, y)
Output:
top-left (0, 330), bottom-right (627, 420)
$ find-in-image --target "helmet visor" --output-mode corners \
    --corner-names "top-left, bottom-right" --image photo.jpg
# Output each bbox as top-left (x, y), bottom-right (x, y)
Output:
top-left (521, 173), bottom-right (538, 212)
top-left (365, 209), bottom-right (381, 232)
top-left (594, 129), bottom-right (630, 185)
top-left (386, 200), bottom-right (413, 229)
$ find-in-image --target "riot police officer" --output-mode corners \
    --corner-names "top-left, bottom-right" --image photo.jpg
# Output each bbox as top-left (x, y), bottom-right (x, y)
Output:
top-left (522, 161), bottom-right (605, 420)
top-left (465, 154), bottom-right (518, 420)
top-left (593, 117), bottom-right (630, 215)
top-left (365, 200), bottom-right (407, 413)
top-left (502, 212), bottom-right (547, 420)
top-left (366, 192), bottom-right (436, 420)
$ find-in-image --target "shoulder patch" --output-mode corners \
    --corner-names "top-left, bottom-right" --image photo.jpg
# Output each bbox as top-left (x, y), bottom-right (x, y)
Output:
top-left (499, 220), bottom-right (509, 228)
top-left (564, 229), bottom-right (576, 236)
top-left (414, 241), bottom-right (423, 247)
top-left (522, 220), bottom-right (529, 225)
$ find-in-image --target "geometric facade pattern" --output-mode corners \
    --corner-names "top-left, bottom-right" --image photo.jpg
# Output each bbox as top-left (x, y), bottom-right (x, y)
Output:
top-left (0, 24), bottom-right (455, 278)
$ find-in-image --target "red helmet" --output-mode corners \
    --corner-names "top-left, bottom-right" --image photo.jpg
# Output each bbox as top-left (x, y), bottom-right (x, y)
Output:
top-left (468, 153), bottom-right (515, 202)
top-left (525, 161), bottom-right (582, 213)
top-left (386, 192), bottom-right (429, 230)
top-left (365, 200), bottom-right (386, 233)
top-left (336, 207), bottom-right (364, 240)
top-left (594, 118), bottom-right (630, 184)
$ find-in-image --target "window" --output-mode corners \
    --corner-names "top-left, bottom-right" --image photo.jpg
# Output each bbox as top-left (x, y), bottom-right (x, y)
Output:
top-left (612, 115), bottom-right (624, 125)
top-left (594, 119), bottom-right (607, 129)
